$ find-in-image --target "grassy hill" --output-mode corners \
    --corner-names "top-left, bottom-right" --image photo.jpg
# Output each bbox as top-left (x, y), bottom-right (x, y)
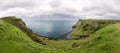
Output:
top-left (44, 23), bottom-right (120, 53)
top-left (1, 16), bottom-right (33, 36)
top-left (67, 23), bottom-right (120, 53)
top-left (71, 19), bottom-right (120, 39)
top-left (1, 16), bottom-right (46, 45)
top-left (0, 19), bottom-right (62, 53)
top-left (1, 16), bottom-right (120, 53)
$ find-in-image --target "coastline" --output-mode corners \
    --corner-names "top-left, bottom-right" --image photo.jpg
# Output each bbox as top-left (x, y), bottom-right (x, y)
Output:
top-left (34, 31), bottom-right (73, 40)
top-left (56, 31), bottom-right (73, 40)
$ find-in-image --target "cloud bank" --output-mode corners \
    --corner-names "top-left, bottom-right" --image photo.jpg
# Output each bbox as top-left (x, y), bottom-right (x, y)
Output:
top-left (0, 0), bottom-right (120, 19)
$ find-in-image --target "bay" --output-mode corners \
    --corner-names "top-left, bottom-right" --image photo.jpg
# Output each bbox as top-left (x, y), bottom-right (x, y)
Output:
top-left (23, 19), bottom-right (77, 38)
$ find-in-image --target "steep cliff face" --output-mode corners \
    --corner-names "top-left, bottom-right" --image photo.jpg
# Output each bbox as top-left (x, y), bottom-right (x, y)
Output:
top-left (70, 19), bottom-right (120, 39)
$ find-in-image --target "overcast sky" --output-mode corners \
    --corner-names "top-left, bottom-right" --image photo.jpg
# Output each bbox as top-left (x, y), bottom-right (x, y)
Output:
top-left (0, 0), bottom-right (120, 19)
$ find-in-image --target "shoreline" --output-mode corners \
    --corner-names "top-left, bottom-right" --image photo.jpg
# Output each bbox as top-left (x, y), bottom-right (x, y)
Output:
top-left (37, 31), bottom-right (73, 40)
top-left (56, 31), bottom-right (73, 40)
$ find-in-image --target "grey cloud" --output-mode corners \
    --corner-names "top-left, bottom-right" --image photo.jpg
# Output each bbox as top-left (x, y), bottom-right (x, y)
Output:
top-left (50, 1), bottom-right (61, 8)
top-left (28, 13), bottom-right (78, 21)
top-left (0, 0), bottom-right (120, 20)
top-left (0, 0), bottom-right (36, 10)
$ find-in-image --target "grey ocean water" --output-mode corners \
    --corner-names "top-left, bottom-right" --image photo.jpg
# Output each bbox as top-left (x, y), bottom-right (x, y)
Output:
top-left (23, 19), bottom-right (77, 38)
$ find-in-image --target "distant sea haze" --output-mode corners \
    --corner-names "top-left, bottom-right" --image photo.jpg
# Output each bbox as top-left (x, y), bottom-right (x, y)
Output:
top-left (23, 19), bottom-right (77, 38)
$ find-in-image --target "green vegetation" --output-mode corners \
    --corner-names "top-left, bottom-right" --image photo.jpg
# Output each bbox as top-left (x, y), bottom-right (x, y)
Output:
top-left (1, 16), bottom-right (45, 45)
top-left (1, 16), bottom-right (33, 36)
top-left (1, 16), bottom-right (120, 53)
top-left (44, 40), bottom-right (81, 50)
top-left (68, 23), bottom-right (120, 53)
top-left (71, 19), bottom-right (120, 38)
top-left (45, 23), bottom-right (120, 53)
top-left (0, 19), bottom-right (62, 53)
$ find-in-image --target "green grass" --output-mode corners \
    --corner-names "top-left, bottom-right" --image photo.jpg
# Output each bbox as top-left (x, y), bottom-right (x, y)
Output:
top-left (0, 19), bottom-right (61, 53)
top-left (44, 40), bottom-right (81, 50)
top-left (66, 23), bottom-right (120, 53)
top-left (1, 16), bottom-right (46, 44)
top-left (71, 19), bottom-right (120, 38)
top-left (41, 22), bottom-right (120, 53)
top-left (1, 16), bottom-right (33, 36)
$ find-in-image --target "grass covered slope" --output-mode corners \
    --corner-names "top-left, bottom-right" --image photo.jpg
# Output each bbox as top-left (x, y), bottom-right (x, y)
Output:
top-left (71, 19), bottom-right (120, 38)
top-left (1, 16), bottom-right (33, 36)
top-left (68, 23), bottom-right (120, 53)
top-left (0, 19), bottom-right (58, 53)
top-left (46, 23), bottom-right (120, 53)
top-left (1, 16), bottom-right (46, 45)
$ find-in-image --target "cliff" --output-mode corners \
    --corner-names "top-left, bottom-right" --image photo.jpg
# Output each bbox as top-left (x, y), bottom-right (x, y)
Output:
top-left (1, 16), bottom-right (45, 44)
top-left (1, 16), bottom-right (32, 36)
